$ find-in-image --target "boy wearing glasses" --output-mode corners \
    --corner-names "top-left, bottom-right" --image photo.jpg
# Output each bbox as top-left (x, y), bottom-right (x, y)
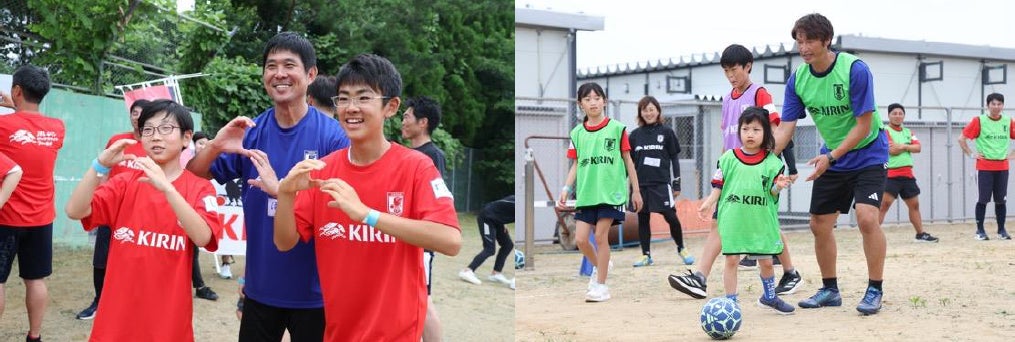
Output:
top-left (274, 54), bottom-right (461, 341)
top-left (187, 32), bottom-right (349, 341)
top-left (66, 99), bottom-right (224, 341)
top-left (0, 65), bottom-right (65, 342)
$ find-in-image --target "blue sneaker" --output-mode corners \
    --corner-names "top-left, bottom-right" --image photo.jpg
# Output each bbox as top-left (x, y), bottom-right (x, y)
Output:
top-left (798, 287), bottom-right (842, 308)
top-left (632, 255), bottom-right (654, 267)
top-left (856, 287), bottom-right (883, 315)
top-left (758, 296), bottom-right (795, 314)
top-left (678, 249), bottom-right (695, 265)
top-left (975, 232), bottom-right (989, 241)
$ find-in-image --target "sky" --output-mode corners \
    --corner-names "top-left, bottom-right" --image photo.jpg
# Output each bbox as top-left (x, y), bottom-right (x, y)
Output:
top-left (517, 0), bottom-right (1015, 72)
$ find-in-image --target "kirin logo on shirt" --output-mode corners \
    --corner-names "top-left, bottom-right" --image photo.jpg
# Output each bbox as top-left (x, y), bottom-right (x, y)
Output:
top-left (319, 222), bottom-right (346, 239)
top-left (113, 227), bottom-right (135, 243)
top-left (9, 129), bottom-right (36, 145)
top-left (388, 192), bottom-right (404, 216)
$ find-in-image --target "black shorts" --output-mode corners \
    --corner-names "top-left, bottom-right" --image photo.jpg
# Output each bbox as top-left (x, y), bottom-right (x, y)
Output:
top-left (92, 226), bottom-right (111, 269)
top-left (239, 296), bottom-right (325, 342)
top-left (884, 177), bottom-right (920, 199)
top-left (575, 204), bottom-right (625, 226)
top-left (810, 165), bottom-right (887, 215)
top-left (423, 249), bottom-right (434, 295)
top-left (0, 223), bottom-right (53, 282)
top-left (639, 183), bottom-right (675, 213)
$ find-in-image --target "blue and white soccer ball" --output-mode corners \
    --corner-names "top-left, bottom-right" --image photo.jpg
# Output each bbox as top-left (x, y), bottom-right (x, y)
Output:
top-left (514, 249), bottom-right (525, 269)
top-left (700, 297), bottom-right (742, 340)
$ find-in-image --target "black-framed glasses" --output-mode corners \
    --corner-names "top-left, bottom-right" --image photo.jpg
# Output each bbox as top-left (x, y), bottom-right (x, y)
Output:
top-left (141, 125), bottom-right (180, 137)
top-left (331, 95), bottom-right (390, 108)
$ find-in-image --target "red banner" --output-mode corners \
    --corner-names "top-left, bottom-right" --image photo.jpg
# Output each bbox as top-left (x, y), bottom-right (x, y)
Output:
top-left (123, 85), bottom-right (174, 112)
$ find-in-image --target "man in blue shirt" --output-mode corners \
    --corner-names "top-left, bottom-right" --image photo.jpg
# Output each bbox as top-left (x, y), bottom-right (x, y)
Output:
top-left (188, 31), bottom-right (349, 341)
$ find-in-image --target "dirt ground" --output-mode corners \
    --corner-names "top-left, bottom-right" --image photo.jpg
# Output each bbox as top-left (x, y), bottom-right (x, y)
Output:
top-left (0, 213), bottom-right (514, 341)
top-left (515, 222), bottom-right (1015, 341)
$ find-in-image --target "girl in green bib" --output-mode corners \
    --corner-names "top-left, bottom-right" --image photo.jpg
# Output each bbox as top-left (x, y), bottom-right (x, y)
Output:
top-left (558, 82), bottom-right (642, 302)
top-left (698, 107), bottom-right (794, 314)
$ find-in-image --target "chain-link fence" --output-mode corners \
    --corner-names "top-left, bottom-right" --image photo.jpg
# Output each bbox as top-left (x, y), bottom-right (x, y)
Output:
top-left (518, 96), bottom-right (1012, 247)
top-left (0, 0), bottom-right (224, 95)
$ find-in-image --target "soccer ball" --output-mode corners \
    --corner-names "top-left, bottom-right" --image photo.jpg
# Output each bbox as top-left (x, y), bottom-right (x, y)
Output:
top-left (700, 297), bottom-right (742, 340)
top-left (514, 249), bottom-right (525, 269)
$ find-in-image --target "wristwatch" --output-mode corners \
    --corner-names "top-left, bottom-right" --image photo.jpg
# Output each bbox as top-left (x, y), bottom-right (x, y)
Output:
top-left (826, 152), bottom-right (837, 165)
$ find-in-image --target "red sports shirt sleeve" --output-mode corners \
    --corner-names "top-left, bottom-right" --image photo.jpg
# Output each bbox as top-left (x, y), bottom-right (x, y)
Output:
top-left (620, 128), bottom-right (631, 152)
top-left (412, 159), bottom-right (460, 229)
top-left (82, 173), bottom-right (129, 231)
top-left (0, 152), bottom-right (17, 176)
top-left (962, 117), bottom-right (981, 139)
top-left (191, 179), bottom-right (224, 252)
top-left (293, 172), bottom-right (319, 243)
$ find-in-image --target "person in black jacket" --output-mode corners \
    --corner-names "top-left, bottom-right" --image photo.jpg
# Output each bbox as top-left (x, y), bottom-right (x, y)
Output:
top-left (628, 96), bottom-right (695, 267)
top-left (459, 195), bottom-right (516, 289)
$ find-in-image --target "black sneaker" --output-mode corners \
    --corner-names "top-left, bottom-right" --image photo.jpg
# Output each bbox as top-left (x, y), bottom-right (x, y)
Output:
top-left (668, 270), bottom-right (707, 299)
top-left (75, 300), bottom-right (98, 320)
top-left (196, 286), bottom-right (219, 301)
top-left (976, 232), bottom-right (990, 241)
top-left (915, 232), bottom-right (940, 242)
top-left (26, 334), bottom-right (42, 342)
top-left (738, 257), bottom-right (757, 270)
top-left (775, 270), bottom-right (802, 295)
top-left (999, 231), bottom-right (1012, 240)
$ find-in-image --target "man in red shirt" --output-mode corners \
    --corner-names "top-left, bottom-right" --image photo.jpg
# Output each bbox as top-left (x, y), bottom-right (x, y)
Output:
top-left (274, 54), bottom-right (462, 341)
top-left (0, 65), bottom-right (66, 342)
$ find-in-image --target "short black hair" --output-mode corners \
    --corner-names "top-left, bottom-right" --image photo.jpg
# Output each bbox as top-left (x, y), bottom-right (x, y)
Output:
top-left (262, 31), bottom-right (317, 71)
top-left (192, 131), bottom-right (210, 142)
top-left (987, 93), bottom-right (1005, 104)
top-left (308, 75), bottom-right (337, 108)
top-left (887, 103), bottom-right (905, 113)
top-left (720, 44), bottom-right (754, 71)
top-left (405, 96), bottom-right (441, 135)
top-left (137, 99), bottom-right (194, 137)
top-left (792, 13), bottom-right (834, 48)
top-left (336, 54), bottom-right (403, 101)
top-left (130, 99), bottom-right (151, 113)
top-left (12, 65), bottom-right (50, 104)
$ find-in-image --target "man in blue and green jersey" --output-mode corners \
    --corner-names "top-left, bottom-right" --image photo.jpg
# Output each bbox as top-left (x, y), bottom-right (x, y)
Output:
top-left (774, 13), bottom-right (889, 316)
top-left (958, 93), bottom-right (1014, 241)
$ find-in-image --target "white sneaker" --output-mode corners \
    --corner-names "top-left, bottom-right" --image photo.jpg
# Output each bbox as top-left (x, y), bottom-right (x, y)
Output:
top-left (488, 273), bottom-right (512, 286)
top-left (585, 283), bottom-right (611, 302)
top-left (218, 264), bottom-right (233, 279)
top-left (458, 269), bottom-right (482, 285)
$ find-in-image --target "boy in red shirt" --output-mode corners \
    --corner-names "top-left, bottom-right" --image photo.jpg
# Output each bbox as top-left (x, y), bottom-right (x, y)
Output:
top-left (65, 99), bottom-right (223, 341)
top-left (0, 65), bottom-right (65, 342)
top-left (274, 54), bottom-right (462, 341)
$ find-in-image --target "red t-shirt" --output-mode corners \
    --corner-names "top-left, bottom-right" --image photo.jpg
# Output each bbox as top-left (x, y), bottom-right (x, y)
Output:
top-left (82, 171), bottom-right (223, 342)
top-left (0, 111), bottom-right (65, 227)
top-left (962, 116), bottom-right (1015, 171)
top-left (294, 144), bottom-right (460, 342)
top-left (104, 132), bottom-right (147, 178)
top-left (733, 86), bottom-right (781, 125)
top-left (0, 151), bottom-right (19, 178)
